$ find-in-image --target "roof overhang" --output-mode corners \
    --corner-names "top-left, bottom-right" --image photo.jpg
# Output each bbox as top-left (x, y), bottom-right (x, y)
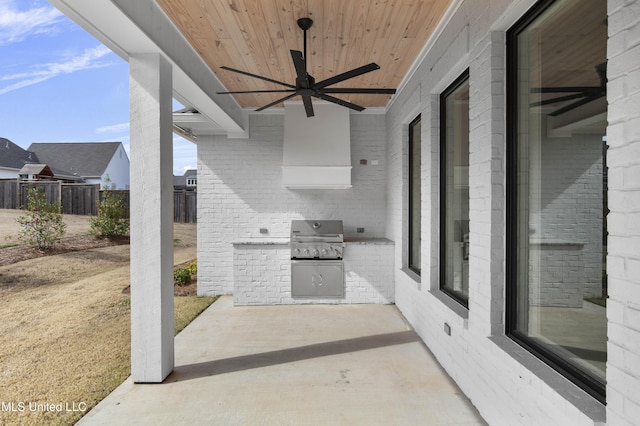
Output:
top-left (48, 0), bottom-right (247, 138)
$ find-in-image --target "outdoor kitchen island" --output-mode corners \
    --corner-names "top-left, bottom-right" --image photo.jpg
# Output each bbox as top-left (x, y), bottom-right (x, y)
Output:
top-left (232, 237), bottom-right (394, 306)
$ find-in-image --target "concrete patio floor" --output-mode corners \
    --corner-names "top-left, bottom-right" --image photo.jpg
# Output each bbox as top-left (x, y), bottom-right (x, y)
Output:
top-left (79, 296), bottom-right (486, 425)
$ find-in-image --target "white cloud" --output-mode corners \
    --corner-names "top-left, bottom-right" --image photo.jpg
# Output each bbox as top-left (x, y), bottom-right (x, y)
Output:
top-left (97, 122), bottom-right (129, 133)
top-left (0, 1), bottom-right (64, 45)
top-left (173, 165), bottom-right (196, 176)
top-left (0, 45), bottom-right (113, 95)
top-left (173, 136), bottom-right (197, 175)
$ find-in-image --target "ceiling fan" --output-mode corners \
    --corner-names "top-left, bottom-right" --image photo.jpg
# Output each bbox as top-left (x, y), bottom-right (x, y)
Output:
top-left (530, 62), bottom-right (606, 116)
top-left (216, 17), bottom-right (396, 117)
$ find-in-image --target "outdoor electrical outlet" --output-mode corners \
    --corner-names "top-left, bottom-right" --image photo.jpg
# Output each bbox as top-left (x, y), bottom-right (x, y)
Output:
top-left (357, 228), bottom-right (365, 233)
top-left (260, 228), bottom-right (268, 234)
top-left (444, 322), bottom-right (451, 336)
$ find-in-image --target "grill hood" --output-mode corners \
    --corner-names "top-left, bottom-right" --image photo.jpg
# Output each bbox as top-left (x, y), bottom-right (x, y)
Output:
top-left (282, 102), bottom-right (352, 189)
top-left (290, 220), bottom-right (344, 241)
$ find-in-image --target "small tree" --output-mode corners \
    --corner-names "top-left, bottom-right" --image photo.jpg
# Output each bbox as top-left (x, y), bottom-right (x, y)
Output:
top-left (90, 182), bottom-right (130, 238)
top-left (16, 187), bottom-right (66, 250)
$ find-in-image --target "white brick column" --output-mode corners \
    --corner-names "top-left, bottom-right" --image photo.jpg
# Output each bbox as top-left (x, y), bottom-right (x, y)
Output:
top-left (607, 0), bottom-right (640, 423)
top-left (129, 53), bottom-right (174, 383)
top-left (468, 31), bottom-right (506, 336)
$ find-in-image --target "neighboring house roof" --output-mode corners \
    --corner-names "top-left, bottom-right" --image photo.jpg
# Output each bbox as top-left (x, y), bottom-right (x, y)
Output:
top-left (173, 169), bottom-right (197, 188)
top-left (0, 138), bottom-right (39, 169)
top-left (27, 142), bottom-right (124, 178)
top-left (18, 163), bottom-right (54, 177)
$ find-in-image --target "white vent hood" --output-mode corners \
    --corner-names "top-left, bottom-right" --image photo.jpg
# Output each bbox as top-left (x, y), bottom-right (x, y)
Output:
top-left (283, 102), bottom-right (351, 189)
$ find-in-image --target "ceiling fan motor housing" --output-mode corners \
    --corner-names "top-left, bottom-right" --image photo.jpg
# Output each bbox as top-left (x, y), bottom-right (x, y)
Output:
top-left (297, 18), bottom-right (313, 31)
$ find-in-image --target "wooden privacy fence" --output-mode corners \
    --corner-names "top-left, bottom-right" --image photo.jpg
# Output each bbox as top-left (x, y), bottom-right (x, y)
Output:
top-left (0, 179), bottom-right (196, 223)
top-left (174, 190), bottom-right (197, 223)
top-left (0, 179), bottom-right (19, 210)
top-left (62, 184), bottom-right (100, 215)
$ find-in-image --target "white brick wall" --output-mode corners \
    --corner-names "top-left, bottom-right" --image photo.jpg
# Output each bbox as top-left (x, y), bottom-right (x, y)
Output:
top-left (525, 128), bottom-right (605, 306)
top-left (607, 0), bottom-right (640, 424)
top-left (197, 113), bottom-right (388, 295)
top-left (529, 243), bottom-right (586, 307)
top-left (386, 0), bottom-right (624, 425)
top-left (233, 244), bottom-right (291, 305)
top-left (535, 132), bottom-right (604, 301)
top-left (343, 242), bottom-right (395, 303)
top-left (232, 241), bottom-right (394, 305)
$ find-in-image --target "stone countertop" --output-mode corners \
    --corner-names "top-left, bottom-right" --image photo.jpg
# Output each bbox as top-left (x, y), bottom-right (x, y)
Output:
top-left (232, 238), bottom-right (289, 245)
top-left (232, 237), bottom-right (394, 245)
top-left (344, 237), bottom-right (394, 245)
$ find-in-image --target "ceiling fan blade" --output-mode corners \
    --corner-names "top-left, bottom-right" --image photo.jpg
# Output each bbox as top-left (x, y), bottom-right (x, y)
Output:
top-left (321, 88), bottom-right (396, 94)
top-left (301, 93), bottom-right (314, 117)
top-left (530, 92), bottom-right (586, 107)
top-left (220, 66), bottom-right (296, 89)
top-left (290, 50), bottom-right (308, 85)
top-left (312, 93), bottom-right (365, 112)
top-left (220, 17), bottom-right (397, 118)
top-left (217, 89), bottom-right (296, 94)
top-left (314, 63), bottom-right (380, 90)
top-left (549, 94), bottom-right (604, 116)
top-left (255, 92), bottom-right (298, 112)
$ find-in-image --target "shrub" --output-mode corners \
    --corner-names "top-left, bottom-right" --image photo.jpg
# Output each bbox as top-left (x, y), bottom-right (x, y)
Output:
top-left (173, 268), bottom-right (192, 286)
top-left (186, 260), bottom-right (197, 275)
top-left (90, 184), bottom-right (129, 238)
top-left (16, 187), bottom-right (66, 250)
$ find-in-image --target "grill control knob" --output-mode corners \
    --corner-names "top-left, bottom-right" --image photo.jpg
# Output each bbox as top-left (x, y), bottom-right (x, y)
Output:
top-left (321, 248), bottom-right (328, 256)
top-left (312, 248), bottom-right (319, 257)
top-left (303, 248), bottom-right (309, 256)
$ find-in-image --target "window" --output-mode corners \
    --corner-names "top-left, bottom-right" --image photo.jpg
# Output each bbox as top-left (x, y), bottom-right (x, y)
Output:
top-left (186, 178), bottom-right (197, 187)
top-left (506, 0), bottom-right (607, 402)
top-left (440, 70), bottom-right (470, 307)
top-left (409, 115), bottom-right (421, 274)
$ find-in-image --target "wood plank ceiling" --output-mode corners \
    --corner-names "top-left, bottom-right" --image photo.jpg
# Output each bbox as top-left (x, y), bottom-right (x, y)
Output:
top-left (156, 0), bottom-right (452, 110)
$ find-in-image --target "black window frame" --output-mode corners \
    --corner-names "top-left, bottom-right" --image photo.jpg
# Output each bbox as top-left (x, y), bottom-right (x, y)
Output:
top-left (439, 69), bottom-right (470, 308)
top-left (408, 114), bottom-right (422, 275)
top-left (505, 0), bottom-right (606, 403)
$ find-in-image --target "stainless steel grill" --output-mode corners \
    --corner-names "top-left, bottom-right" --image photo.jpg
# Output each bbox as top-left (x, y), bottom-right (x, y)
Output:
top-left (290, 220), bottom-right (344, 298)
top-left (290, 220), bottom-right (344, 259)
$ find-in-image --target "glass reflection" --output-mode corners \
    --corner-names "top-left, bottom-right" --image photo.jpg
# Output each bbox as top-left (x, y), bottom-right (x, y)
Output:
top-left (511, 0), bottom-right (607, 390)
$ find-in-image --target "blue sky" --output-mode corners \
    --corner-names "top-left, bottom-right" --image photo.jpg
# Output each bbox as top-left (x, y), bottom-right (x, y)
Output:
top-left (0, 0), bottom-right (197, 176)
